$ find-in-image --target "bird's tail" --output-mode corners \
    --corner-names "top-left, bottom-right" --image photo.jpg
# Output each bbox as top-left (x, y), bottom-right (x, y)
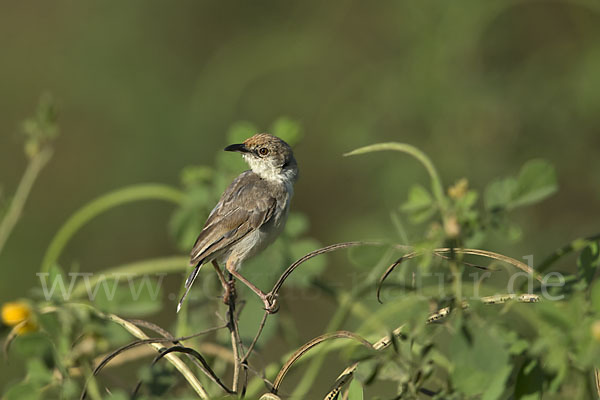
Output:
top-left (177, 261), bottom-right (204, 313)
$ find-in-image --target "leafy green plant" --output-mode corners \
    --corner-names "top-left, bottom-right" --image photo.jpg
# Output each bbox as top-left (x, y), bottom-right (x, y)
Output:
top-left (2, 99), bottom-right (599, 399)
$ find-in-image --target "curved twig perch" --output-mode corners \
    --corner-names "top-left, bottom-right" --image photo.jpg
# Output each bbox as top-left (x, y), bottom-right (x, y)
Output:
top-left (377, 247), bottom-right (543, 303)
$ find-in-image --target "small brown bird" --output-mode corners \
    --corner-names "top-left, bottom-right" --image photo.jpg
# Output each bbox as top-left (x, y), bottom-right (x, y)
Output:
top-left (177, 134), bottom-right (298, 313)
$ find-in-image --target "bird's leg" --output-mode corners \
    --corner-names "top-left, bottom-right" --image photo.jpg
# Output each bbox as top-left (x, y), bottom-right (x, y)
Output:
top-left (212, 260), bottom-right (236, 305)
top-left (226, 259), bottom-right (278, 313)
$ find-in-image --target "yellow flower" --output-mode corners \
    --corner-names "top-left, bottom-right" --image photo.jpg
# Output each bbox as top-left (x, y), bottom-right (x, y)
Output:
top-left (448, 178), bottom-right (469, 199)
top-left (2, 302), bottom-right (31, 326)
top-left (2, 302), bottom-right (37, 335)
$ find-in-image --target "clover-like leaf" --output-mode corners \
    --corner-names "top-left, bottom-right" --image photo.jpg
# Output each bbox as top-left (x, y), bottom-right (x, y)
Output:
top-left (401, 184), bottom-right (433, 212)
top-left (484, 177), bottom-right (517, 210)
top-left (511, 159), bottom-right (558, 208)
top-left (401, 184), bottom-right (436, 223)
top-left (484, 159), bottom-right (557, 211)
top-left (449, 322), bottom-right (512, 400)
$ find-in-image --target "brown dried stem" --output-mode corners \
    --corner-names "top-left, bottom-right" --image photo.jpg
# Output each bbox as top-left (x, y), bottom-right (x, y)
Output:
top-left (271, 331), bottom-right (374, 395)
top-left (226, 276), bottom-right (244, 393)
top-left (377, 247), bottom-right (543, 303)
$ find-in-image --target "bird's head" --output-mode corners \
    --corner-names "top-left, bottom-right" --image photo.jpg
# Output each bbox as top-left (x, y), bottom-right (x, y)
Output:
top-left (225, 133), bottom-right (298, 183)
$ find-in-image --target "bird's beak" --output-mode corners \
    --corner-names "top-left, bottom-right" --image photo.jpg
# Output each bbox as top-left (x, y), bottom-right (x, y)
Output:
top-left (224, 143), bottom-right (250, 153)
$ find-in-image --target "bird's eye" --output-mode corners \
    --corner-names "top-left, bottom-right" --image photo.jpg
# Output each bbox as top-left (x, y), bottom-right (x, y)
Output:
top-left (258, 147), bottom-right (269, 156)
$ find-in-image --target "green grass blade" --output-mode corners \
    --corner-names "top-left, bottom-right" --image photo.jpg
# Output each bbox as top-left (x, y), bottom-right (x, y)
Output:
top-left (41, 184), bottom-right (184, 272)
top-left (345, 143), bottom-right (447, 212)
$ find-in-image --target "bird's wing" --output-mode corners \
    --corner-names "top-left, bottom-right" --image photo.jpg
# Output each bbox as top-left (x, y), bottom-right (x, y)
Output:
top-left (189, 171), bottom-right (278, 265)
top-left (177, 172), bottom-right (278, 312)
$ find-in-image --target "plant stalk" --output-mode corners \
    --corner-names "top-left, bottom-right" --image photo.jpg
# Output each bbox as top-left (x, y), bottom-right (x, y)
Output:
top-left (0, 148), bottom-right (53, 255)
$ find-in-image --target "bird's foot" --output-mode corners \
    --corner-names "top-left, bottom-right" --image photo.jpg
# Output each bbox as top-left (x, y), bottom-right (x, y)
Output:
top-left (222, 279), bottom-right (236, 306)
top-left (262, 292), bottom-right (279, 314)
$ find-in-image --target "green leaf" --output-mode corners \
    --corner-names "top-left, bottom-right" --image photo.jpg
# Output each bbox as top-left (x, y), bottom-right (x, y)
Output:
top-left (36, 312), bottom-right (63, 343)
top-left (536, 300), bottom-right (575, 331)
top-left (523, 300), bottom-right (576, 388)
top-left (3, 381), bottom-right (41, 400)
top-left (484, 177), bottom-right (517, 210)
top-left (401, 184), bottom-right (436, 223)
top-left (505, 332), bottom-right (529, 356)
top-left (511, 159), bottom-right (558, 208)
top-left (347, 378), bottom-right (364, 400)
top-left (458, 190), bottom-right (478, 210)
top-left (577, 242), bottom-right (600, 286)
top-left (61, 379), bottom-right (80, 399)
top-left (355, 359), bottom-right (382, 385)
top-left (12, 332), bottom-right (53, 359)
top-left (454, 189), bottom-right (480, 228)
top-left (26, 359), bottom-right (53, 386)
top-left (408, 206), bottom-right (437, 224)
top-left (484, 159), bottom-right (557, 211)
top-left (449, 322), bottom-right (511, 399)
top-left (515, 359), bottom-right (543, 400)
top-left (401, 184), bottom-right (433, 212)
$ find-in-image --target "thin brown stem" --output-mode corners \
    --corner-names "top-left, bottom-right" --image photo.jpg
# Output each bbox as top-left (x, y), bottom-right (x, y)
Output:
top-left (239, 310), bottom-right (269, 395)
top-left (377, 247), bottom-right (543, 303)
top-left (227, 274), bottom-right (242, 394)
top-left (270, 241), bottom-right (377, 296)
top-left (242, 311), bottom-right (268, 364)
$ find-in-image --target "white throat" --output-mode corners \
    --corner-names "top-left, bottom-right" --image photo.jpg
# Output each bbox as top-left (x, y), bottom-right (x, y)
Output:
top-left (244, 155), bottom-right (297, 184)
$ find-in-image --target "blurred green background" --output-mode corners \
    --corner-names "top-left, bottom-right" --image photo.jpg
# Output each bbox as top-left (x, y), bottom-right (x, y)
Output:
top-left (1, 0), bottom-right (599, 395)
